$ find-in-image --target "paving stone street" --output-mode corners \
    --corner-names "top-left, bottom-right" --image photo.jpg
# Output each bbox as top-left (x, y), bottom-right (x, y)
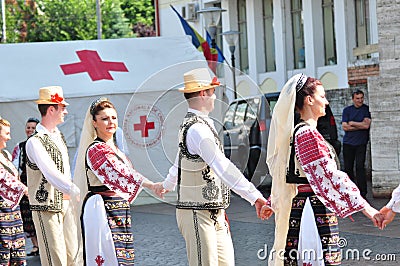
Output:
top-left (26, 188), bottom-right (400, 266)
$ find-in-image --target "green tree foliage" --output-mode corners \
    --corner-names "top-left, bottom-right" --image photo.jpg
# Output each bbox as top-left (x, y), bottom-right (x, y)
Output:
top-left (29, 0), bottom-right (97, 41)
top-left (121, 0), bottom-right (155, 37)
top-left (121, 0), bottom-right (154, 25)
top-left (101, 0), bottom-right (132, 39)
top-left (1, 0), bottom-right (35, 43)
top-left (0, 0), bottom-right (154, 43)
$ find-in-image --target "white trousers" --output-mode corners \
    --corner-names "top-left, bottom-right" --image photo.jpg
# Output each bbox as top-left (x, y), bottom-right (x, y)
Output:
top-left (176, 208), bottom-right (235, 266)
top-left (32, 200), bottom-right (78, 266)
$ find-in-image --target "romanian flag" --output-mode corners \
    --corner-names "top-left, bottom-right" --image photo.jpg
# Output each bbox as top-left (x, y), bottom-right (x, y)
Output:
top-left (206, 31), bottom-right (226, 63)
top-left (170, 5), bottom-right (225, 73)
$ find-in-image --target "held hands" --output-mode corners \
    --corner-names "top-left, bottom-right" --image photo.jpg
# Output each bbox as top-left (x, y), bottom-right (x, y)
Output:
top-left (254, 198), bottom-right (266, 219)
top-left (254, 198), bottom-right (274, 220)
top-left (260, 205), bottom-right (274, 220)
top-left (149, 182), bottom-right (169, 199)
top-left (379, 206), bottom-right (396, 229)
top-left (361, 204), bottom-right (384, 229)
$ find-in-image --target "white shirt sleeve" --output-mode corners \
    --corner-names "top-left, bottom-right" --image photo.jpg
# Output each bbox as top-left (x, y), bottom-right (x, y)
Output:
top-left (186, 123), bottom-right (264, 205)
top-left (163, 153), bottom-right (179, 191)
top-left (386, 184), bottom-right (400, 213)
top-left (26, 137), bottom-right (74, 195)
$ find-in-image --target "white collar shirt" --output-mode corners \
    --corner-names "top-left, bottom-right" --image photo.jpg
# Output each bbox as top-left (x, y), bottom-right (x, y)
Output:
top-left (26, 123), bottom-right (74, 195)
top-left (163, 108), bottom-right (264, 205)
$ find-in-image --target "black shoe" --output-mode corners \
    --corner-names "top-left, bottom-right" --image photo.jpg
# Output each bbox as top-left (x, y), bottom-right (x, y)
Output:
top-left (27, 246), bottom-right (39, 256)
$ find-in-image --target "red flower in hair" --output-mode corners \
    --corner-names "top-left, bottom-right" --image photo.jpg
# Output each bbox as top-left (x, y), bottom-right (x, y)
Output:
top-left (210, 76), bottom-right (220, 86)
top-left (50, 93), bottom-right (64, 104)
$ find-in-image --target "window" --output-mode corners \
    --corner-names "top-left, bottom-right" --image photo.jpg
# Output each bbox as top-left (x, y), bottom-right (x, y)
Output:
top-left (234, 102), bottom-right (247, 126)
top-left (263, 0), bottom-right (276, 72)
top-left (355, 0), bottom-right (370, 58)
top-left (223, 102), bottom-right (237, 130)
top-left (267, 99), bottom-right (278, 114)
top-left (291, 0), bottom-right (305, 69)
top-left (245, 98), bottom-right (259, 124)
top-left (237, 0), bottom-right (249, 73)
top-left (322, 0), bottom-right (337, 65)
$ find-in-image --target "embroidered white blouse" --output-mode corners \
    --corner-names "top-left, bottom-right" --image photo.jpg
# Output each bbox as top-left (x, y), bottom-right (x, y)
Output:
top-left (294, 125), bottom-right (366, 218)
top-left (86, 141), bottom-right (145, 203)
top-left (0, 150), bottom-right (26, 209)
top-left (163, 108), bottom-right (264, 205)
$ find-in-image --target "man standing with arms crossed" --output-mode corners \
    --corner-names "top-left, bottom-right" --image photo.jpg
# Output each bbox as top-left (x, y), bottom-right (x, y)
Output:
top-left (342, 89), bottom-right (371, 199)
top-left (26, 86), bottom-right (80, 266)
top-left (155, 68), bottom-right (267, 266)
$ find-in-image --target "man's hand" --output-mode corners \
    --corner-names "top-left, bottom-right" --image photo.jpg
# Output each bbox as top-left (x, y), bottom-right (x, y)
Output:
top-left (362, 204), bottom-right (383, 229)
top-left (152, 182), bottom-right (169, 199)
top-left (260, 205), bottom-right (274, 220)
top-left (380, 206), bottom-right (396, 229)
top-left (254, 198), bottom-right (267, 219)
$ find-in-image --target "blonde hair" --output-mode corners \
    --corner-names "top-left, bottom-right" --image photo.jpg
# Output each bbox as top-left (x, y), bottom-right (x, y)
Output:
top-left (0, 117), bottom-right (10, 131)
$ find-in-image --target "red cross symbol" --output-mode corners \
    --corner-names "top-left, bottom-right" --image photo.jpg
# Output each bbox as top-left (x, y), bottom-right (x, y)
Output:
top-left (134, 115), bottom-right (155, 138)
top-left (60, 50), bottom-right (128, 81)
top-left (95, 255), bottom-right (105, 266)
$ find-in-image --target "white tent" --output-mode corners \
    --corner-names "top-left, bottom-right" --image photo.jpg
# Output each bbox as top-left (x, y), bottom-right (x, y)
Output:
top-left (0, 36), bottom-right (226, 205)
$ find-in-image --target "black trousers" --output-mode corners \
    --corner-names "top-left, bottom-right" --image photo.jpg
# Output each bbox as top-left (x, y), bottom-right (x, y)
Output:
top-left (343, 143), bottom-right (367, 197)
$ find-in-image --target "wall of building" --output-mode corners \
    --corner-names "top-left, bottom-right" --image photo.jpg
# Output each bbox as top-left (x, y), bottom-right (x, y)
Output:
top-left (368, 0), bottom-right (400, 196)
top-left (158, 0), bottom-right (356, 98)
top-left (157, 0), bottom-right (398, 196)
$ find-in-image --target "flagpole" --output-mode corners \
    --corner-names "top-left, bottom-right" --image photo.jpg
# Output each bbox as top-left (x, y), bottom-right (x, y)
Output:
top-left (96, 0), bottom-right (102, 39)
top-left (1, 0), bottom-right (6, 43)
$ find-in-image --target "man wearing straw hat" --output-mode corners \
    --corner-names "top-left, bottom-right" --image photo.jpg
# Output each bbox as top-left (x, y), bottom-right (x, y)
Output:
top-left (25, 86), bottom-right (80, 266)
top-left (154, 68), bottom-right (267, 265)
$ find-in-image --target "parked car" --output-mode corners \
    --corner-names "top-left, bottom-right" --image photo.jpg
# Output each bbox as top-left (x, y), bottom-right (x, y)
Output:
top-left (222, 92), bottom-right (340, 187)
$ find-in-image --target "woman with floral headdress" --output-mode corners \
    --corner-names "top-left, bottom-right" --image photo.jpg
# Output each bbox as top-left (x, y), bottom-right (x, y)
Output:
top-left (261, 74), bottom-right (383, 266)
top-left (0, 116), bottom-right (28, 265)
top-left (12, 117), bottom-right (40, 256)
top-left (73, 98), bottom-right (162, 265)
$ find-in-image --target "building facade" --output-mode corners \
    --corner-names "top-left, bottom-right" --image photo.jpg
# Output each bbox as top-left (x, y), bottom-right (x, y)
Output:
top-left (156, 0), bottom-right (398, 196)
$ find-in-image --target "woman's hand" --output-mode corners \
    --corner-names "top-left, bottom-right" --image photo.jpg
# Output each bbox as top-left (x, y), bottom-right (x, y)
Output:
top-left (362, 204), bottom-right (384, 229)
top-left (142, 180), bottom-right (169, 199)
top-left (152, 182), bottom-right (169, 199)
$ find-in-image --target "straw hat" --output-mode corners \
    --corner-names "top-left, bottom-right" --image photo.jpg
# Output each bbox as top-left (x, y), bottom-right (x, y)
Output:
top-left (35, 86), bottom-right (69, 105)
top-left (178, 68), bottom-right (221, 93)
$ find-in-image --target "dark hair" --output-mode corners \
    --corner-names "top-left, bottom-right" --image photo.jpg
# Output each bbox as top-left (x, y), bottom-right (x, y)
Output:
top-left (352, 89), bottom-right (364, 99)
top-left (38, 104), bottom-right (59, 116)
top-left (184, 91), bottom-right (201, 100)
top-left (295, 77), bottom-right (322, 110)
top-left (27, 117), bottom-right (40, 124)
top-left (91, 100), bottom-right (116, 120)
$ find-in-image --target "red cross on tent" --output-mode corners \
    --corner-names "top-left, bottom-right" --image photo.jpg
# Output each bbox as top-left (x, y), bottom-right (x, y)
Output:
top-left (60, 50), bottom-right (128, 81)
top-left (134, 115), bottom-right (155, 138)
